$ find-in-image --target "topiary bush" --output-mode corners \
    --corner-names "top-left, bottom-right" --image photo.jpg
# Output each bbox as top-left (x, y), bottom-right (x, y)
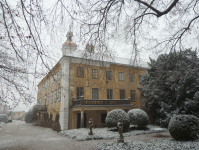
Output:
top-left (105, 109), bottom-right (130, 130)
top-left (25, 111), bottom-right (32, 123)
top-left (168, 115), bottom-right (199, 141)
top-left (128, 109), bottom-right (149, 127)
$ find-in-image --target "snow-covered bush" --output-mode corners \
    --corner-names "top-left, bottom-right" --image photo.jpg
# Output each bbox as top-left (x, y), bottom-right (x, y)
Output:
top-left (25, 111), bottom-right (32, 123)
top-left (105, 109), bottom-right (130, 130)
top-left (128, 109), bottom-right (148, 127)
top-left (0, 114), bottom-right (8, 123)
top-left (168, 115), bottom-right (199, 141)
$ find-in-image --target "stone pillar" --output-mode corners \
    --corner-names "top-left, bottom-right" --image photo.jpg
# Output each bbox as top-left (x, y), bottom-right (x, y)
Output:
top-left (81, 110), bottom-right (84, 128)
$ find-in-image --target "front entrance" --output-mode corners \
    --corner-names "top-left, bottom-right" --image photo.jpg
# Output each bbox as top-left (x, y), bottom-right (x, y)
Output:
top-left (77, 113), bottom-right (86, 128)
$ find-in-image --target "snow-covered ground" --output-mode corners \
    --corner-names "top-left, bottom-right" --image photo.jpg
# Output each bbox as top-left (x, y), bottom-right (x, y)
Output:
top-left (59, 125), bottom-right (163, 141)
top-left (95, 139), bottom-right (199, 150)
top-left (0, 122), bottom-right (5, 131)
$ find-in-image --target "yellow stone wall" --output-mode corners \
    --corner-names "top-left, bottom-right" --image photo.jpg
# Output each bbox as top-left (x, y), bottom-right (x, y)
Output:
top-left (69, 62), bottom-right (145, 106)
top-left (69, 62), bottom-right (145, 129)
top-left (12, 112), bottom-right (24, 120)
top-left (37, 63), bottom-right (62, 122)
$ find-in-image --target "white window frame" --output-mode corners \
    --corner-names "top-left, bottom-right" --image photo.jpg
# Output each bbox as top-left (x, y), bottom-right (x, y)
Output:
top-left (54, 90), bottom-right (57, 103)
top-left (51, 92), bottom-right (53, 103)
top-left (58, 88), bottom-right (61, 102)
top-left (119, 72), bottom-right (124, 81)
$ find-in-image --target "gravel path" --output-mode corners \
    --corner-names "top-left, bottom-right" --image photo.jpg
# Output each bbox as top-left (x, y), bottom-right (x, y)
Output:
top-left (0, 121), bottom-right (171, 150)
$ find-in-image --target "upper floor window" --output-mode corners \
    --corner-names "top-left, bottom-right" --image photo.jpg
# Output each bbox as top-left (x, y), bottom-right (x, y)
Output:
top-left (92, 88), bottom-right (99, 99)
top-left (47, 94), bottom-right (49, 105)
top-left (77, 67), bottom-right (84, 78)
top-left (107, 89), bottom-right (113, 99)
top-left (119, 72), bottom-right (124, 81)
top-left (51, 92), bottom-right (53, 103)
top-left (58, 88), bottom-right (61, 102)
top-left (129, 74), bottom-right (134, 82)
top-left (120, 90), bottom-right (125, 99)
top-left (59, 68), bottom-right (62, 79)
top-left (52, 76), bottom-right (54, 84)
top-left (48, 78), bottom-right (50, 86)
top-left (77, 87), bottom-right (84, 100)
top-left (44, 96), bottom-right (46, 105)
top-left (92, 69), bottom-right (98, 79)
top-left (130, 90), bottom-right (136, 101)
top-left (54, 90), bottom-right (57, 103)
top-left (106, 71), bottom-right (112, 80)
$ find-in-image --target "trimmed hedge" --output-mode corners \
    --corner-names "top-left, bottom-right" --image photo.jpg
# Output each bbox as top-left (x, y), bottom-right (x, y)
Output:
top-left (168, 115), bottom-right (199, 141)
top-left (128, 109), bottom-right (149, 127)
top-left (105, 109), bottom-right (130, 130)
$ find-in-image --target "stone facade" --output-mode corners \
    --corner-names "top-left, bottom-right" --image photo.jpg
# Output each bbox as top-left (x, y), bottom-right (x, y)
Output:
top-left (37, 31), bottom-right (146, 130)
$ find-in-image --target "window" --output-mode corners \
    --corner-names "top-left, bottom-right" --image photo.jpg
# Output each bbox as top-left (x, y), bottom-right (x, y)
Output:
top-left (58, 88), bottom-right (61, 102)
top-left (52, 76), bottom-right (54, 84)
top-left (40, 99), bottom-right (41, 105)
top-left (48, 78), bottom-right (50, 86)
top-left (92, 69), bottom-right (98, 79)
top-left (139, 75), bottom-right (143, 81)
top-left (120, 90), bottom-right (125, 99)
top-left (47, 94), bottom-right (49, 105)
top-left (119, 72), bottom-right (124, 81)
top-left (77, 67), bottom-right (84, 78)
top-left (92, 88), bottom-right (99, 99)
top-left (131, 90), bottom-right (136, 101)
top-left (107, 89), bottom-right (113, 99)
top-left (129, 74), bottom-right (134, 82)
top-left (44, 96), bottom-right (46, 105)
top-left (101, 114), bottom-right (107, 123)
top-left (59, 68), bottom-right (62, 79)
top-left (51, 92), bottom-right (53, 103)
top-left (42, 96), bottom-right (44, 105)
top-left (106, 71), bottom-right (112, 80)
top-left (54, 90), bottom-right (57, 103)
top-left (45, 82), bottom-right (47, 88)
top-left (77, 87), bottom-right (84, 100)
top-left (18, 113), bottom-right (20, 115)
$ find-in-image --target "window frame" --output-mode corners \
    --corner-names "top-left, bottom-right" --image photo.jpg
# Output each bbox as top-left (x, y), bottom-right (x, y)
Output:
top-left (130, 90), bottom-right (136, 102)
top-left (92, 88), bottom-right (99, 99)
top-left (77, 67), bottom-right (84, 78)
top-left (92, 69), bottom-right (98, 79)
top-left (106, 71), bottom-right (112, 80)
top-left (120, 90), bottom-right (125, 99)
top-left (51, 92), bottom-right (53, 103)
top-left (119, 72), bottom-right (124, 81)
top-left (77, 87), bottom-right (84, 100)
top-left (54, 90), bottom-right (57, 103)
top-left (107, 89), bottom-right (113, 99)
top-left (58, 88), bottom-right (61, 102)
top-left (59, 68), bottom-right (62, 79)
top-left (129, 74), bottom-right (134, 82)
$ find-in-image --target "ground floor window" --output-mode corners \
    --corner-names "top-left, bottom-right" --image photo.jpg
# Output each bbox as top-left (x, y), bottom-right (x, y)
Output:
top-left (131, 90), bottom-right (136, 101)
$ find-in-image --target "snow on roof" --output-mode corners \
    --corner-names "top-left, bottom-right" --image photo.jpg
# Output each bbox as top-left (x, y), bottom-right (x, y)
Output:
top-left (64, 51), bottom-right (148, 68)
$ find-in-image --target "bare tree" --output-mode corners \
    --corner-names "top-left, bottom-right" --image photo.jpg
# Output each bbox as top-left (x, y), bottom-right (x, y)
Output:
top-left (1, 0), bottom-right (199, 107)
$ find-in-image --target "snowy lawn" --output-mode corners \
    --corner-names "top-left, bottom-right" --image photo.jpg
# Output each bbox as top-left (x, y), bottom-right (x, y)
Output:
top-left (0, 122), bottom-right (5, 131)
top-left (95, 139), bottom-right (199, 150)
top-left (59, 125), bottom-right (163, 141)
